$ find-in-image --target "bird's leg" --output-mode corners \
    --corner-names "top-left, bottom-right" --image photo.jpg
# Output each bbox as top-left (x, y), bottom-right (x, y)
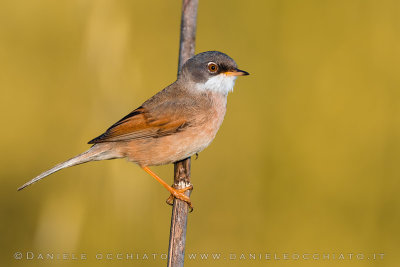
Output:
top-left (142, 166), bottom-right (193, 210)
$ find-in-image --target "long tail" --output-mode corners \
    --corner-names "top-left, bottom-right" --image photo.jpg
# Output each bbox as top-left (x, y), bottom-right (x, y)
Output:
top-left (18, 144), bottom-right (121, 191)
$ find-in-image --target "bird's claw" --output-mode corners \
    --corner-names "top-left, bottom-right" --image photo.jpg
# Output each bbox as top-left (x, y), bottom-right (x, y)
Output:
top-left (166, 184), bottom-right (194, 212)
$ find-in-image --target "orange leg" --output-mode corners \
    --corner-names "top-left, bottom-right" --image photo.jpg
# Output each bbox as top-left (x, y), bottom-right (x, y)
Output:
top-left (142, 166), bottom-right (193, 210)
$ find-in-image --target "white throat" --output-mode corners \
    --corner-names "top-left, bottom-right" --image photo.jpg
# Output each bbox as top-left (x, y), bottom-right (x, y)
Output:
top-left (195, 74), bottom-right (237, 95)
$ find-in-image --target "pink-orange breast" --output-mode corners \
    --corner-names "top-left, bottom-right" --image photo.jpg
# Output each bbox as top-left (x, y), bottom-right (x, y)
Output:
top-left (121, 93), bottom-right (227, 166)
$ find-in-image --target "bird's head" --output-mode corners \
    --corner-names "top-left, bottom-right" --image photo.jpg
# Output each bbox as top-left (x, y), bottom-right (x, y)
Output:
top-left (179, 51), bottom-right (249, 95)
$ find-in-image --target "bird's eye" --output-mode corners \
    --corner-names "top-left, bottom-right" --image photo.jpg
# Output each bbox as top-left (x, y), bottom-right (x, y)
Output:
top-left (207, 62), bottom-right (218, 73)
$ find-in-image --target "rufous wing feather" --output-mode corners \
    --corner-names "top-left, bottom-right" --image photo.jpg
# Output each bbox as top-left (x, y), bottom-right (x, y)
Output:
top-left (88, 106), bottom-right (189, 144)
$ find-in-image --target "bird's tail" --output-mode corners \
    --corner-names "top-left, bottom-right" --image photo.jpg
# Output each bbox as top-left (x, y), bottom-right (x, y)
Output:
top-left (18, 144), bottom-right (121, 191)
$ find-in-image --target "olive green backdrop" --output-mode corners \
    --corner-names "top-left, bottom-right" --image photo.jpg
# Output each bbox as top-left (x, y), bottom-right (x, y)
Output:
top-left (1, 0), bottom-right (399, 266)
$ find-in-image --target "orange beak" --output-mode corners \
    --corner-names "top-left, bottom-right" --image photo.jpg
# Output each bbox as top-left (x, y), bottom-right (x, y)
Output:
top-left (224, 68), bottom-right (250, 76)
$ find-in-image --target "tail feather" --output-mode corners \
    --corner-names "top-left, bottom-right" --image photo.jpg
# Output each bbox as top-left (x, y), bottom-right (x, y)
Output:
top-left (18, 144), bottom-right (120, 191)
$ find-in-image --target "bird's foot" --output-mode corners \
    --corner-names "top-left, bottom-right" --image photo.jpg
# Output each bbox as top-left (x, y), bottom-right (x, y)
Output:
top-left (141, 166), bottom-right (193, 211)
top-left (166, 184), bottom-right (193, 212)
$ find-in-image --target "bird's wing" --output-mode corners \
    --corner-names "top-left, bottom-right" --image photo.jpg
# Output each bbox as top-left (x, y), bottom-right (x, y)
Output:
top-left (88, 104), bottom-right (190, 144)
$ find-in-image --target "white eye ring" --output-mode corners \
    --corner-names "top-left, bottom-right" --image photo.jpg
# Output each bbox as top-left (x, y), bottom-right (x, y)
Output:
top-left (207, 62), bottom-right (218, 73)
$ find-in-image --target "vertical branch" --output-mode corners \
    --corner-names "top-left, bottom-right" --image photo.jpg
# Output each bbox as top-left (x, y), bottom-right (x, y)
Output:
top-left (167, 1), bottom-right (198, 267)
top-left (177, 0), bottom-right (198, 71)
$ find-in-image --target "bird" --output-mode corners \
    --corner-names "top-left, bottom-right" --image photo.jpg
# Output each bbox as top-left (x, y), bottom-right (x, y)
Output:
top-left (18, 51), bottom-right (249, 210)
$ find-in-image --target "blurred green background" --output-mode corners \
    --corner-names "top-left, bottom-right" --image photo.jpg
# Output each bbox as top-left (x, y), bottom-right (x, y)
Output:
top-left (1, 0), bottom-right (399, 266)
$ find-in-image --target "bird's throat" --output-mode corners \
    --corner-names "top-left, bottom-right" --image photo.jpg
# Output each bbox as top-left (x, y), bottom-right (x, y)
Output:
top-left (195, 74), bottom-right (237, 95)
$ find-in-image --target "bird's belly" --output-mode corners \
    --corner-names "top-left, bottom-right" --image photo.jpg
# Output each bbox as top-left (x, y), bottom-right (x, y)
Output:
top-left (124, 115), bottom-right (223, 166)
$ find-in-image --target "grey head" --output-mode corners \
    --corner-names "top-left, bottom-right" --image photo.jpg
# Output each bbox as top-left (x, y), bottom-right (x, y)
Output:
top-left (179, 51), bottom-right (249, 95)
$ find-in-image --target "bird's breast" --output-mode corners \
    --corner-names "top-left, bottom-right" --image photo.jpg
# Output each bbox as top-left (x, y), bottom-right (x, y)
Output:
top-left (123, 93), bottom-right (228, 166)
